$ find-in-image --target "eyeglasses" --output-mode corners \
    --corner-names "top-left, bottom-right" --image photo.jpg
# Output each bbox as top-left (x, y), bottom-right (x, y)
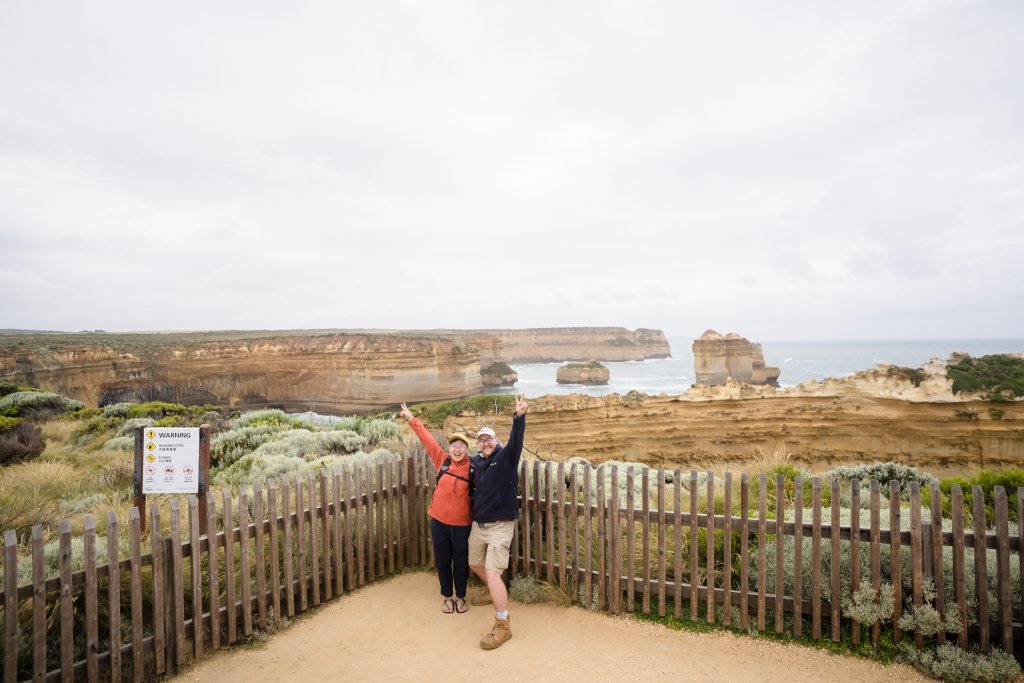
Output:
top-left (476, 436), bottom-right (495, 445)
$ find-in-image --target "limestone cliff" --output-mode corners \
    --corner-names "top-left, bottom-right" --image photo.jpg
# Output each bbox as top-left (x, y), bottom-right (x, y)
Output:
top-left (432, 327), bottom-right (670, 363)
top-left (480, 362), bottom-right (518, 387)
top-left (0, 332), bottom-right (481, 412)
top-left (693, 330), bottom-right (780, 386)
top-left (443, 388), bottom-right (1024, 478)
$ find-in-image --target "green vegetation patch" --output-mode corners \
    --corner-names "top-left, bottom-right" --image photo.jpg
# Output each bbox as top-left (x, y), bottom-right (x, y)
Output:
top-left (481, 361), bottom-right (515, 376)
top-left (412, 394), bottom-right (515, 425)
top-left (947, 354), bottom-right (1024, 401)
top-left (0, 391), bottom-right (85, 419)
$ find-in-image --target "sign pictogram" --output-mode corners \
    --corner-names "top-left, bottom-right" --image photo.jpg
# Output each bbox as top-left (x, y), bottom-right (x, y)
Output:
top-left (141, 427), bottom-right (200, 494)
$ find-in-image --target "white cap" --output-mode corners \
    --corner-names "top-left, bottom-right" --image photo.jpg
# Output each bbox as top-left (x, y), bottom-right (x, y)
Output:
top-left (477, 427), bottom-right (496, 439)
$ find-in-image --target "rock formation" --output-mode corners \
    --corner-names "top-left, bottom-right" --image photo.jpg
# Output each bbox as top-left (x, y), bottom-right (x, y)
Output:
top-left (480, 362), bottom-right (518, 387)
top-left (0, 332), bottom-right (482, 413)
top-left (692, 330), bottom-right (780, 386)
top-left (556, 361), bottom-right (610, 385)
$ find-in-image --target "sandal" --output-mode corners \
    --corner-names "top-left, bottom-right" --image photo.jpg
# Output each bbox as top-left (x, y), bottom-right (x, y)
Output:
top-left (442, 597), bottom-right (455, 614)
top-left (454, 597), bottom-right (468, 614)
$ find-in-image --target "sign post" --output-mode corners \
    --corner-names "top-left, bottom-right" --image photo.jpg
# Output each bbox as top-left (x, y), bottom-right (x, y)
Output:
top-left (134, 425), bottom-right (210, 535)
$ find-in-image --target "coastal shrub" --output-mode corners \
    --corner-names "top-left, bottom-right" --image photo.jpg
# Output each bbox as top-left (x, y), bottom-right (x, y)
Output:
top-left (509, 575), bottom-right (549, 604)
top-left (235, 409), bottom-right (299, 429)
top-left (245, 429), bottom-right (366, 462)
top-left (0, 462), bottom-right (83, 538)
top-left (126, 401), bottom-right (188, 418)
top-left (0, 420), bottom-right (45, 465)
top-left (0, 382), bottom-right (40, 398)
top-left (100, 402), bottom-right (134, 418)
top-left (329, 416), bottom-right (362, 432)
top-left (947, 354), bottom-right (1024, 401)
top-left (939, 469), bottom-right (1024, 526)
top-left (749, 464), bottom-right (823, 511)
top-left (100, 436), bottom-right (135, 452)
top-left (841, 583), bottom-right (895, 626)
top-left (988, 408), bottom-right (1005, 420)
top-left (1, 532), bottom-right (132, 592)
top-left (358, 418), bottom-right (402, 444)
top-left (115, 417), bottom-right (155, 437)
top-left (898, 602), bottom-right (962, 637)
top-left (827, 462), bottom-right (938, 499)
top-left (210, 425), bottom-right (282, 466)
top-left (897, 642), bottom-right (1021, 683)
top-left (0, 391), bottom-right (84, 419)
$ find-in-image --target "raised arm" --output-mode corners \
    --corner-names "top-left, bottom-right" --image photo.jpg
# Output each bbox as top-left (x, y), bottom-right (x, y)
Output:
top-left (401, 402), bottom-right (447, 469)
top-left (502, 395), bottom-right (528, 467)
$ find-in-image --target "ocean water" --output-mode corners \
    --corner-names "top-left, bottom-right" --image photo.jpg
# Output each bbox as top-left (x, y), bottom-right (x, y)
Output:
top-left (484, 336), bottom-right (1024, 398)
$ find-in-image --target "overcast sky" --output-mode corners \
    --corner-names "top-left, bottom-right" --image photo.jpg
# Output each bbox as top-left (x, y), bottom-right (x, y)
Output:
top-left (1, 1), bottom-right (1022, 341)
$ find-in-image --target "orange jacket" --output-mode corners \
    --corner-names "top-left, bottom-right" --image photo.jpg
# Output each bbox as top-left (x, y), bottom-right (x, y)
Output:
top-left (409, 418), bottom-right (472, 526)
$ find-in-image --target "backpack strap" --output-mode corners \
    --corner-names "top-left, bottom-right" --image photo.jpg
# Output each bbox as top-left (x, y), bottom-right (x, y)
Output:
top-left (436, 456), bottom-right (476, 497)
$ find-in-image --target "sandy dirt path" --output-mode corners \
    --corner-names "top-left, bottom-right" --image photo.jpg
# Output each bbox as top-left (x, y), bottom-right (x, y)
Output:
top-left (174, 572), bottom-right (929, 682)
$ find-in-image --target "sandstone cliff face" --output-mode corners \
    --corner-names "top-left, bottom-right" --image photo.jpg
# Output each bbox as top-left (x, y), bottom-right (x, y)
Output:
top-left (692, 330), bottom-right (780, 386)
top-left (556, 362), bottom-right (610, 385)
top-left (0, 333), bottom-right (482, 412)
top-left (480, 362), bottom-right (518, 387)
top-left (440, 327), bottom-right (670, 363)
top-left (444, 391), bottom-right (1024, 478)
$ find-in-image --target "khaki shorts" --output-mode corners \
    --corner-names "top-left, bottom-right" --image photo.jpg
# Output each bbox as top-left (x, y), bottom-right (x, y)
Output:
top-left (468, 520), bottom-right (515, 572)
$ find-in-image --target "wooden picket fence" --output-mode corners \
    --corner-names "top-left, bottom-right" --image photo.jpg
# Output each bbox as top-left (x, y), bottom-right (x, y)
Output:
top-left (2, 453), bottom-right (438, 683)
top-left (4, 455), bottom-right (1024, 681)
top-left (511, 461), bottom-right (1024, 657)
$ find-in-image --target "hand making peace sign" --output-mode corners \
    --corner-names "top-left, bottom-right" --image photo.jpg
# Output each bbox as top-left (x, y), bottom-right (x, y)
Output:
top-left (514, 394), bottom-right (528, 417)
top-left (399, 402), bottom-right (414, 422)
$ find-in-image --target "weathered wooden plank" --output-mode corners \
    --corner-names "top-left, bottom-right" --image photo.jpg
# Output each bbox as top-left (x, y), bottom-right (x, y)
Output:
top-left (657, 469), bottom-right (667, 617)
top-left (532, 461), bottom-right (542, 581)
top-left (757, 473), bottom-right (767, 632)
top-left (706, 471), bottom-right (715, 624)
top-left (4, 530), bottom-right (17, 683)
top-left (673, 470), bottom-right (683, 620)
top-left (610, 464), bottom-right (621, 614)
top-left (205, 493), bottom-right (220, 651)
top-left (375, 462), bottom-right (386, 579)
top-left (740, 473), bottom-right (750, 630)
top-left (571, 463), bottom-right (580, 600)
top-left (362, 462), bottom-right (374, 584)
top-left (811, 478), bottom-right (822, 640)
top-left (596, 464), bottom-right (606, 610)
top-left (890, 480), bottom-right (903, 644)
top-left (295, 475), bottom-right (308, 608)
top-left (266, 482), bottom-right (280, 625)
top-left (33, 525), bottom-right (47, 682)
top-left (928, 483), bottom-right (943, 646)
top-left (870, 480), bottom-right (881, 646)
top-left (352, 466), bottom-right (364, 587)
top-left (995, 486), bottom-right (1012, 654)
top-left (254, 481), bottom-right (268, 626)
top-left (169, 501), bottom-right (185, 668)
top-left (85, 516), bottom-right (99, 682)
top-left (238, 488), bottom-right (253, 635)
top-left (384, 462), bottom-right (394, 575)
top-left (585, 463), bottom-right (594, 606)
top-left (332, 468), bottom-right (343, 590)
top-left (793, 477), bottom-right (803, 638)
top-left (343, 466), bottom-right (354, 591)
top-left (722, 472), bottom-right (732, 627)
top-left (831, 479), bottom-right (841, 642)
top-left (910, 482), bottom-right (924, 649)
top-left (951, 484), bottom-right (967, 649)
top-left (547, 463), bottom-right (556, 585)
top-left (972, 484), bottom-right (989, 652)
top-left (392, 461), bottom-right (403, 572)
top-left (626, 466), bottom-right (636, 612)
top-left (309, 472), bottom-right (321, 606)
top-left (521, 460), bottom-right (532, 578)
top-left (641, 467), bottom-right (651, 614)
top-left (281, 478), bottom-right (295, 617)
top-left (150, 504), bottom-right (165, 674)
top-left (558, 462), bottom-right (568, 592)
top-left (222, 491), bottom-right (237, 641)
top-left (129, 509), bottom-right (144, 682)
top-left (188, 498), bottom-right (202, 658)
top-left (775, 474), bottom-right (785, 634)
top-left (60, 520), bottom-right (73, 683)
top-left (1018, 489), bottom-right (1024, 653)
top-left (850, 481), bottom-right (861, 646)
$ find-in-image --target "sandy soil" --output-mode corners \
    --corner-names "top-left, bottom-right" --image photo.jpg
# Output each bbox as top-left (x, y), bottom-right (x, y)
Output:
top-left (173, 572), bottom-right (929, 683)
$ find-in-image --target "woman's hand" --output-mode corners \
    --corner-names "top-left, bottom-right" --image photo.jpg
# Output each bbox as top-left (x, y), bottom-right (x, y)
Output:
top-left (400, 402), bottom-right (415, 422)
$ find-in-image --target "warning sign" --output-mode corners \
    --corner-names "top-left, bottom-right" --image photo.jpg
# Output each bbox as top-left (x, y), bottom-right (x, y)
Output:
top-left (141, 427), bottom-right (200, 494)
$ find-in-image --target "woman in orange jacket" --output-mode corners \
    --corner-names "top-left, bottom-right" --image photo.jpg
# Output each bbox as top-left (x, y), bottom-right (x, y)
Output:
top-left (401, 402), bottom-right (473, 613)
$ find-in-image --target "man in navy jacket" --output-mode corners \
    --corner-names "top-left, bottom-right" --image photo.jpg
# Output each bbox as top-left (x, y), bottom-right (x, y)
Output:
top-left (468, 394), bottom-right (527, 650)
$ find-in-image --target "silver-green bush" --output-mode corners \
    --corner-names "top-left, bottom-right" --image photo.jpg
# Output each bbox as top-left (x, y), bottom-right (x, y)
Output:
top-left (898, 642), bottom-right (1021, 682)
top-left (101, 436), bottom-right (135, 452)
top-left (358, 418), bottom-right (402, 444)
top-left (0, 391), bottom-right (84, 417)
top-left (115, 417), bottom-right (155, 437)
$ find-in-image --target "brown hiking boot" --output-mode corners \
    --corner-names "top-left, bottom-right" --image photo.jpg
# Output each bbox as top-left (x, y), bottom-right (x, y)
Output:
top-left (470, 587), bottom-right (492, 606)
top-left (480, 616), bottom-right (511, 650)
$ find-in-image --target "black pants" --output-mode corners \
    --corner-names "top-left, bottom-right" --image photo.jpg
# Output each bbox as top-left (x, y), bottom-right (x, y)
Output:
top-left (430, 518), bottom-right (471, 599)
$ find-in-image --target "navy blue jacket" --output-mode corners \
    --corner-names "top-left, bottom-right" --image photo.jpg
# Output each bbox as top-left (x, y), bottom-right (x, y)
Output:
top-left (471, 414), bottom-right (525, 523)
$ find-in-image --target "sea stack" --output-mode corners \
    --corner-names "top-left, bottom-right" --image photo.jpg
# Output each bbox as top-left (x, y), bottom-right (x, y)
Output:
top-left (556, 361), bottom-right (610, 385)
top-left (480, 361), bottom-right (518, 387)
top-left (692, 330), bottom-right (780, 387)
